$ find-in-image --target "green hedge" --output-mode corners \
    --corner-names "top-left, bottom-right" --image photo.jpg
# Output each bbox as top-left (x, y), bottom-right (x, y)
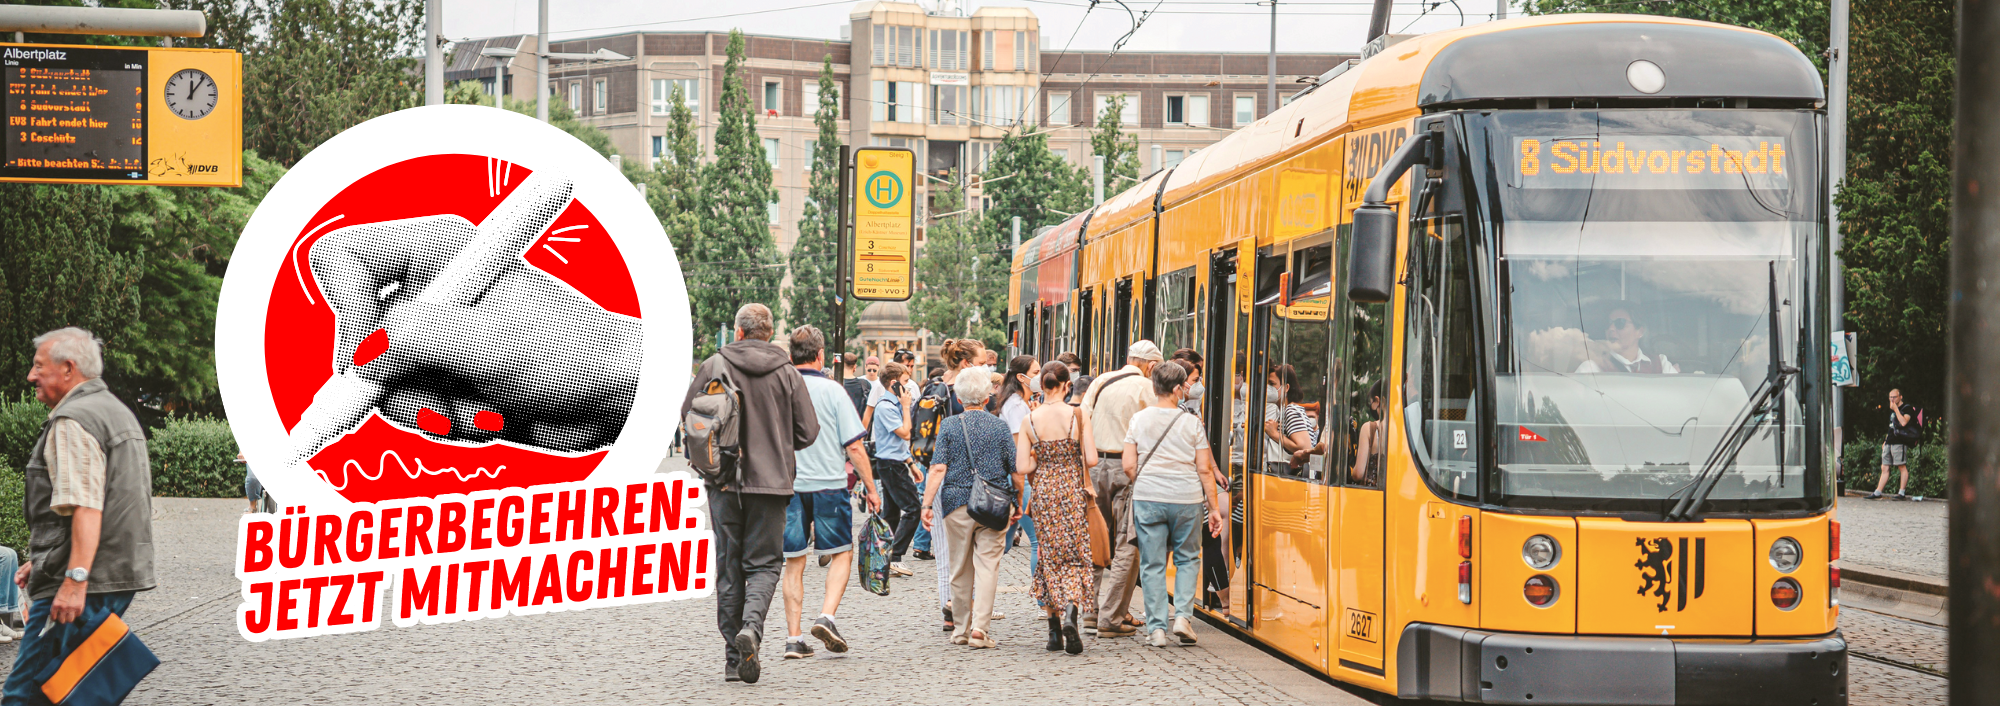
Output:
top-left (149, 415), bottom-right (242, 498)
top-left (1841, 440), bottom-right (1946, 499)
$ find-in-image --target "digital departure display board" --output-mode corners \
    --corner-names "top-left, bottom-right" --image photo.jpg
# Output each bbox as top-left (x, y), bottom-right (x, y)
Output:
top-left (4, 46), bottom-right (148, 181)
top-left (1, 43), bottom-right (240, 187)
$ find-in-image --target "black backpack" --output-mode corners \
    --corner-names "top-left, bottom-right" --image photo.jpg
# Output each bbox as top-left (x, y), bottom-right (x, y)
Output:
top-left (909, 380), bottom-right (957, 467)
top-left (1890, 405), bottom-right (1926, 445)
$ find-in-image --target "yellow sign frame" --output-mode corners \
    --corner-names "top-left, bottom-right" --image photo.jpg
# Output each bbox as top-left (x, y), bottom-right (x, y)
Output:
top-left (850, 147), bottom-right (915, 302)
top-left (2, 42), bottom-right (242, 187)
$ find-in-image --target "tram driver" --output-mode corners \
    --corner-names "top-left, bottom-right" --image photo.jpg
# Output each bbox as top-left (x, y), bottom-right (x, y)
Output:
top-left (1574, 302), bottom-right (1680, 375)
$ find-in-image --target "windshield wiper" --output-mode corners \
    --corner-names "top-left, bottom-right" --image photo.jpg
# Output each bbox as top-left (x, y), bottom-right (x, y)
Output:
top-left (1665, 262), bottom-right (1796, 522)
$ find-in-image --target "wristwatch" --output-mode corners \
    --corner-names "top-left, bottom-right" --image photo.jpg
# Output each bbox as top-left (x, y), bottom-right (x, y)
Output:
top-left (65, 567), bottom-right (88, 583)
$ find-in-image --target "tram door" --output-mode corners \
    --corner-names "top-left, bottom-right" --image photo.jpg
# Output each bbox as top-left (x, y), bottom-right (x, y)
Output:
top-left (1113, 278), bottom-right (1134, 358)
top-left (1249, 245), bottom-right (1333, 666)
top-left (1331, 224), bottom-right (1389, 673)
top-left (1201, 250), bottom-right (1244, 622)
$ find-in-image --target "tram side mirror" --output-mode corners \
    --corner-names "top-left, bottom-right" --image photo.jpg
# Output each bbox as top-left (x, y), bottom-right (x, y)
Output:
top-left (1347, 204), bottom-right (1398, 303)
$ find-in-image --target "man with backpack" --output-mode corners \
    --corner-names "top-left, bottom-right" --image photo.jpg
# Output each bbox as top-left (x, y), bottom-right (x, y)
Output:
top-left (679, 303), bottom-right (819, 684)
top-left (1868, 388), bottom-right (1921, 500)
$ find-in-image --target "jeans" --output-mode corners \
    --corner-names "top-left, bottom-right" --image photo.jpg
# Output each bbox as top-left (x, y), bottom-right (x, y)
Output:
top-left (913, 520), bottom-right (933, 554)
top-left (1, 591), bottom-right (135, 706)
top-left (244, 466), bottom-right (263, 505)
top-left (0, 548), bottom-right (19, 613)
top-left (874, 459), bottom-right (921, 561)
top-left (711, 490), bottom-right (788, 666)
top-left (1133, 500), bottom-right (1204, 637)
top-left (1006, 486), bottom-right (1039, 603)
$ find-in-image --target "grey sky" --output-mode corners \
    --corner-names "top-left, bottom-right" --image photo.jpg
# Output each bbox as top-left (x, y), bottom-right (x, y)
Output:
top-left (441, 0), bottom-right (1510, 56)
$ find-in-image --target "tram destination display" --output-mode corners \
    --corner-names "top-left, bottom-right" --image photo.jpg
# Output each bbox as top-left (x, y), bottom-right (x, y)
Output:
top-left (3, 46), bottom-right (146, 181)
top-left (1, 43), bottom-right (241, 186)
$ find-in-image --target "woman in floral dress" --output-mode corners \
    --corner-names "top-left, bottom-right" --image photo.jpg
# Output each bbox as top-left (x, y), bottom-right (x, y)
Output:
top-left (1014, 361), bottom-right (1098, 654)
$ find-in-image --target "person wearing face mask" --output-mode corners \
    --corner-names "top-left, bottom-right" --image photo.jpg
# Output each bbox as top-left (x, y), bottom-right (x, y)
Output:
top-left (1575, 303), bottom-right (1679, 374)
top-left (1262, 365), bottom-right (1315, 478)
top-left (1170, 349), bottom-right (1205, 417)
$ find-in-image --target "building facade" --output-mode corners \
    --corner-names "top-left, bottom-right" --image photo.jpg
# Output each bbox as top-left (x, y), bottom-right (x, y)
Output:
top-left (450, 1), bottom-right (1354, 257)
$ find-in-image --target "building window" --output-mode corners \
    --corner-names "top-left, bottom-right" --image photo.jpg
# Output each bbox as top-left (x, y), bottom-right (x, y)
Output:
top-left (1234, 94), bottom-right (1256, 126)
top-left (1095, 92), bottom-right (1137, 126)
top-left (764, 137), bottom-right (781, 168)
top-left (764, 80), bottom-right (781, 114)
top-left (652, 78), bottom-right (697, 115)
top-left (1014, 31), bottom-right (1026, 71)
top-left (1166, 94), bottom-right (1209, 127)
top-left (983, 31), bottom-right (994, 70)
top-left (872, 81), bottom-right (886, 122)
top-left (1046, 91), bottom-right (1071, 125)
top-left (873, 24), bottom-right (886, 66)
top-left (806, 139), bottom-right (818, 165)
top-left (957, 31), bottom-right (969, 71)
top-left (931, 84), bottom-right (964, 125)
top-left (1281, 93), bottom-right (1297, 107)
top-left (1052, 147), bottom-right (1070, 163)
top-left (768, 200), bottom-right (780, 224)
top-left (1163, 149), bottom-right (1185, 169)
top-left (593, 78), bottom-right (607, 115)
top-left (567, 81), bottom-right (583, 113)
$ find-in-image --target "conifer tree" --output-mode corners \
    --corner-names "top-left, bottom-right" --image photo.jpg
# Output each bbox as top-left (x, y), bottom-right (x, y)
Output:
top-left (788, 56), bottom-right (845, 335)
top-left (697, 30), bottom-right (784, 344)
top-left (651, 82), bottom-right (704, 265)
top-left (1091, 94), bottom-right (1142, 188)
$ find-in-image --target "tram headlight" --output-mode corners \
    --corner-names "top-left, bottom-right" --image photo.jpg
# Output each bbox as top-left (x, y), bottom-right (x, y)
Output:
top-left (1769, 537), bottom-right (1802, 573)
top-left (1522, 534), bottom-right (1560, 570)
top-left (1771, 578), bottom-right (1802, 610)
top-left (1523, 575), bottom-right (1558, 607)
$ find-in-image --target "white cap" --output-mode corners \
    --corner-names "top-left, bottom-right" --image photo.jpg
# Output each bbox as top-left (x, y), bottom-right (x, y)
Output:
top-left (1126, 340), bottom-right (1163, 362)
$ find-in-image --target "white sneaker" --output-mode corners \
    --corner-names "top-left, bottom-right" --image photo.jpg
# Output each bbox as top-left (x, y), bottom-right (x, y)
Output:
top-left (889, 562), bottom-right (914, 577)
top-left (1148, 628), bottom-right (1171, 647)
top-left (1171, 616), bottom-right (1197, 644)
top-left (991, 610), bottom-right (1005, 620)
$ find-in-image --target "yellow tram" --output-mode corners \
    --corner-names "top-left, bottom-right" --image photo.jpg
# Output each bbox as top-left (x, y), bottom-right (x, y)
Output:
top-left (1008, 14), bottom-right (1844, 704)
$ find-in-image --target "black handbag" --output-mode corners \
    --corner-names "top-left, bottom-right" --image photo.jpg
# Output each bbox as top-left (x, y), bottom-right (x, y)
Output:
top-left (957, 418), bottom-right (1015, 531)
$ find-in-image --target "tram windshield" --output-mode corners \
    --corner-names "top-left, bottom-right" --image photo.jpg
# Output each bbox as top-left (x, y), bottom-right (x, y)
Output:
top-left (1480, 110), bottom-right (1825, 513)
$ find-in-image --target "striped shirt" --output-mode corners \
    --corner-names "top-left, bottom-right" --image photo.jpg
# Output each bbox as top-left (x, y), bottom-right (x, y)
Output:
top-left (45, 417), bottom-right (106, 515)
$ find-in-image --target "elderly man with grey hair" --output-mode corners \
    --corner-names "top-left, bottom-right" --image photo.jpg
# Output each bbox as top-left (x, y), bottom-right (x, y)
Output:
top-left (919, 366), bottom-right (1016, 648)
top-left (5, 327), bottom-right (156, 705)
top-left (679, 303), bottom-right (818, 684)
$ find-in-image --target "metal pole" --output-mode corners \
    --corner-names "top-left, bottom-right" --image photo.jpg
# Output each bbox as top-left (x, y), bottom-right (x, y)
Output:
top-left (425, 0), bottom-right (443, 106)
top-left (537, 0), bottom-right (550, 122)
top-left (1366, 0), bottom-right (1394, 42)
top-left (1828, 0), bottom-right (1850, 447)
top-left (1267, 0), bottom-right (1277, 112)
top-left (1495, 0), bottom-right (1506, 20)
top-left (834, 145), bottom-right (853, 379)
top-left (1093, 155), bottom-right (1105, 204)
top-left (0, 6), bottom-right (205, 36)
top-left (495, 60), bottom-right (506, 109)
top-left (1952, 0), bottom-right (2000, 693)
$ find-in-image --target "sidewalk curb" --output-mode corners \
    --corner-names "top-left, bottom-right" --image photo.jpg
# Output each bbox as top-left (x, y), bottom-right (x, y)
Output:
top-left (1843, 562), bottom-right (1947, 597)
top-left (1840, 488), bottom-right (1942, 502)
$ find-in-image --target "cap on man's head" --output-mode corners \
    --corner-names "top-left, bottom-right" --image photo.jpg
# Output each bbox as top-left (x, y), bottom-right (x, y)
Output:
top-left (866, 356), bottom-right (881, 366)
top-left (1127, 340), bottom-right (1164, 362)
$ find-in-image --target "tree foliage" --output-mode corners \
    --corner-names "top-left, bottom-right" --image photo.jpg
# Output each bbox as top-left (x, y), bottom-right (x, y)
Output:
top-left (691, 31), bottom-right (785, 349)
top-left (1523, 0), bottom-right (1828, 75)
top-left (788, 56), bottom-right (845, 336)
top-left (1091, 94), bottom-right (1142, 188)
top-left (983, 126), bottom-right (1092, 246)
top-left (911, 174), bottom-right (1009, 350)
top-left (652, 83), bottom-right (705, 266)
top-left (1829, 0), bottom-right (1953, 431)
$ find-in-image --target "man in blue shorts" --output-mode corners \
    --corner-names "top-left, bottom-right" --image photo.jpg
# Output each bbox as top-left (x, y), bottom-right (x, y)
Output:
top-left (780, 326), bottom-right (880, 659)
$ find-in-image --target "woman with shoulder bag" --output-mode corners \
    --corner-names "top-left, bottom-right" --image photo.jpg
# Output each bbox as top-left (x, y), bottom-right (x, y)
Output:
top-left (1122, 362), bottom-right (1225, 648)
top-left (1013, 362), bottom-right (1099, 654)
top-left (921, 365), bottom-right (1016, 648)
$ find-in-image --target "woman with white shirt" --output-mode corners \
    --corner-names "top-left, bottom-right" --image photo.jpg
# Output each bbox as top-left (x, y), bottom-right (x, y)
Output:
top-left (993, 355), bottom-right (1041, 574)
top-left (1121, 362), bottom-right (1224, 648)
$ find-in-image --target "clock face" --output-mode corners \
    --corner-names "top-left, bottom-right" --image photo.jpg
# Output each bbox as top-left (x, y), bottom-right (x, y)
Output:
top-left (164, 68), bottom-right (219, 120)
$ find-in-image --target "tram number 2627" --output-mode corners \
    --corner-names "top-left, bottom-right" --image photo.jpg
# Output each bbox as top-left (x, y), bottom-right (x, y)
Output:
top-left (1345, 609), bottom-right (1376, 643)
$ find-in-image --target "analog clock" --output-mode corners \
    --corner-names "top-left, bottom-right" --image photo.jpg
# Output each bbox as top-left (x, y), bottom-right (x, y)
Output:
top-left (164, 68), bottom-right (219, 120)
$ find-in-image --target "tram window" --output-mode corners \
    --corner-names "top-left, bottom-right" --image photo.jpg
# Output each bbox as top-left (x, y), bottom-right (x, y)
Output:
top-left (1331, 237), bottom-right (1391, 490)
top-left (1158, 267), bottom-right (1197, 354)
top-left (1262, 297), bottom-right (1330, 482)
top-left (1404, 216), bottom-right (1480, 500)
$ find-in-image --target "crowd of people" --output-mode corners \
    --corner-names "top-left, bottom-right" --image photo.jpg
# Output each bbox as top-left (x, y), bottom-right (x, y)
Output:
top-left (681, 302), bottom-right (1231, 683)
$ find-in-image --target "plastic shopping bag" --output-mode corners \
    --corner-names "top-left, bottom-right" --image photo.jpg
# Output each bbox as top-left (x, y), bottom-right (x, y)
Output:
top-left (857, 514), bottom-right (893, 596)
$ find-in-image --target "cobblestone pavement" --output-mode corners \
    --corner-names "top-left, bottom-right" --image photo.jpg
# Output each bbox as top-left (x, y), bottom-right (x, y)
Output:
top-left (1836, 496), bottom-right (1945, 579)
top-left (1851, 658), bottom-right (1948, 706)
top-left (0, 491), bottom-right (1372, 705)
top-left (1842, 608), bottom-right (1945, 676)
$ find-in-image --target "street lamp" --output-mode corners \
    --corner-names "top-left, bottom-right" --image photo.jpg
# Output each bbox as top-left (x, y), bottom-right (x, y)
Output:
top-left (478, 47), bottom-right (517, 110)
